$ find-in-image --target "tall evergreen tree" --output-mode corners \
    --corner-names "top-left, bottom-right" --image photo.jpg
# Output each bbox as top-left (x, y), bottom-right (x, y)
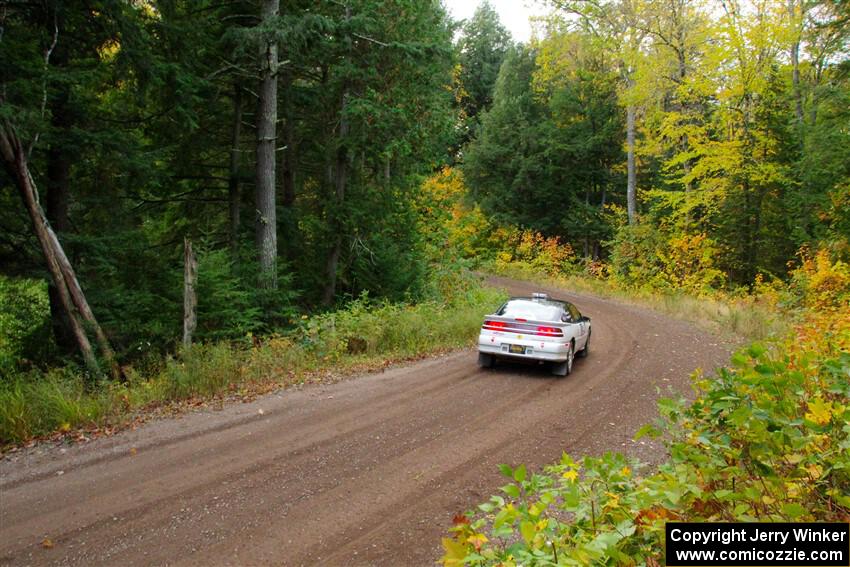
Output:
top-left (456, 1), bottom-right (512, 140)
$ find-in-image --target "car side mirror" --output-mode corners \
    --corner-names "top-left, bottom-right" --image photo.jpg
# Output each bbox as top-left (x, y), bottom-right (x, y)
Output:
top-left (581, 316), bottom-right (590, 322)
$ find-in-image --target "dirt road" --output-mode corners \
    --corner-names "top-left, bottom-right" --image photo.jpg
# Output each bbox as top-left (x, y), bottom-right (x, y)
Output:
top-left (0, 276), bottom-right (734, 566)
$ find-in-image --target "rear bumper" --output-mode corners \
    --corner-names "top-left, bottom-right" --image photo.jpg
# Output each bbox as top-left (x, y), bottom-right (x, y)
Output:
top-left (478, 334), bottom-right (571, 362)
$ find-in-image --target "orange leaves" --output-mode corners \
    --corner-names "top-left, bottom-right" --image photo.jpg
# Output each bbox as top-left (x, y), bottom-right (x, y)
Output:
top-left (467, 533), bottom-right (489, 551)
top-left (442, 513), bottom-right (485, 565)
top-left (492, 227), bottom-right (577, 277)
top-left (791, 247), bottom-right (850, 311)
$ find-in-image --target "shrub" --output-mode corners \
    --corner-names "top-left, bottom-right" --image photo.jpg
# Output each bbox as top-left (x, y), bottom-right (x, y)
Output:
top-left (493, 228), bottom-right (578, 277)
top-left (0, 276), bottom-right (53, 376)
top-left (790, 245), bottom-right (850, 311)
top-left (608, 224), bottom-right (726, 295)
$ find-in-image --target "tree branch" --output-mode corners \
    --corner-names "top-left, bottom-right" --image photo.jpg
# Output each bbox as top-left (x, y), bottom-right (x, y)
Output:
top-left (28, 9), bottom-right (58, 158)
top-left (353, 32), bottom-right (388, 47)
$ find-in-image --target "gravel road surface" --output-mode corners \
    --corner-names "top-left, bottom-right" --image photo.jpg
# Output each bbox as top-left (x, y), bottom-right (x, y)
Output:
top-left (0, 276), bottom-right (735, 566)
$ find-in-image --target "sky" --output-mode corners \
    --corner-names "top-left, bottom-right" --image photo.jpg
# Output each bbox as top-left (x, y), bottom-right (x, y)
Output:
top-left (443, 0), bottom-right (552, 43)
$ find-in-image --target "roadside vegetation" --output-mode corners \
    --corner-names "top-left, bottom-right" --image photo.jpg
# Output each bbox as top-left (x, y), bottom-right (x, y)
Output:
top-left (0, 269), bottom-right (505, 445)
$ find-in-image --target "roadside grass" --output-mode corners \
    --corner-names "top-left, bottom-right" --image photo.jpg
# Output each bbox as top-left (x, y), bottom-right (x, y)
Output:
top-left (489, 261), bottom-right (786, 342)
top-left (0, 284), bottom-right (507, 447)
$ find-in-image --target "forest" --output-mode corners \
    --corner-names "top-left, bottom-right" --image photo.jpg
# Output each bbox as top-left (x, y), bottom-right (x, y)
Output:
top-left (1, 0), bottom-right (849, 437)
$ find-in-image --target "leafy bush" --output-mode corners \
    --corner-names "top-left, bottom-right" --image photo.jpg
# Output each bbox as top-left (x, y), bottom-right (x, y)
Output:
top-left (418, 167), bottom-right (499, 263)
top-left (493, 228), bottom-right (579, 277)
top-left (790, 245), bottom-right (850, 312)
top-left (608, 224), bottom-right (726, 295)
top-left (0, 276), bottom-right (53, 377)
top-left (443, 310), bottom-right (850, 565)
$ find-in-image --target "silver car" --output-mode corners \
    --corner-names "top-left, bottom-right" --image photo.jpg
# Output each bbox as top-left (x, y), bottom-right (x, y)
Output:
top-left (477, 293), bottom-right (591, 376)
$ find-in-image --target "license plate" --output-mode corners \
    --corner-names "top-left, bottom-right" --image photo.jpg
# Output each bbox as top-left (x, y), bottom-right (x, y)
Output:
top-left (509, 344), bottom-right (525, 354)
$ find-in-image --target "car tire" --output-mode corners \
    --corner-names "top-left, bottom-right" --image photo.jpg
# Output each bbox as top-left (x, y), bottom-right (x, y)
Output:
top-left (478, 352), bottom-right (495, 368)
top-left (577, 330), bottom-right (591, 358)
top-left (551, 342), bottom-right (574, 377)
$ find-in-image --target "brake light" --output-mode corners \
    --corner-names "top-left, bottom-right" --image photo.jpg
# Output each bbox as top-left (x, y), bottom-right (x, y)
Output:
top-left (483, 320), bottom-right (506, 331)
top-left (515, 318), bottom-right (527, 322)
top-left (536, 326), bottom-right (562, 337)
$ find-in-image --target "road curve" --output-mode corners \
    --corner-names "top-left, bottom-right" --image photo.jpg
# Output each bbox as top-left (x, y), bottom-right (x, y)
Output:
top-left (0, 276), bottom-right (735, 566)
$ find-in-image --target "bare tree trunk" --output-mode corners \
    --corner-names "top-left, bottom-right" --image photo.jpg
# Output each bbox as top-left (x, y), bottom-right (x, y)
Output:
top-left (321, 91), bottom-right (349, 306)
top-left (183, 238), bottom-right (198, 348)
top-left (1, 124), bottom-right (100, 375)
top-left (626, 103), bottom-right (637, 225)
top-left (322, 5), bottom-right (351, 307)
top-left (228, 85), bottom-right (243, 260)
top-left (791, 42), bottom-right (804, 130)
top-left (788, 0), bottom-right (804, 136)
top-left (46, 90), bottom-right (75, 352)
top-left (42, 38), bottom-right (77, 353)
top-left (741, 97), bottom-right (758, 285)
top-left (281, 70), bottom-right (296, 209)
top-left (584, 185), bottom-right (590, 258)
top-left (255, 0), bottom-right (279, 289)
top-left (384, 155), bottom-right (391, 185)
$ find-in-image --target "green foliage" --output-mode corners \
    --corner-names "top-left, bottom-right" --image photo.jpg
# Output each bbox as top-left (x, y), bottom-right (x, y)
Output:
top-left (463, 35), bottom-right (622, 253)
top-left (0, 277), bottom-right (53, 377)
top-left (195, 249), bottom-right (297, 340)
top-left (455, 1), bottom-right (512, 130)
top-left (0, 0), bottom-right (461, 377)
top-left (608, 223), bottom-right (727, 295)
top-left (444, 308), bottom-right (850, 565)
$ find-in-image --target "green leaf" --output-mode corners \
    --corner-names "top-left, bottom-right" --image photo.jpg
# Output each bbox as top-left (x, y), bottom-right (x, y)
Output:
top-left (635, 423), bottom-right (662, 439)
top-left (520, 520), bottom-right (536, 545)
top-left (513, 463), bottom-right (527, 483)
top-left (782, 503), bottom-right (806, 519)
top-left (747, 344), bottom-right (766, 358)
top-left (501, 483), bottom-right (520, 498)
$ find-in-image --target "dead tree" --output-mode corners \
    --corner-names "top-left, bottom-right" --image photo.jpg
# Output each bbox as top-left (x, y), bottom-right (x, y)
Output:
top-left (1, 121), bottom-right (120, 379)
top-left (182, 238), bottom-right (198, 348)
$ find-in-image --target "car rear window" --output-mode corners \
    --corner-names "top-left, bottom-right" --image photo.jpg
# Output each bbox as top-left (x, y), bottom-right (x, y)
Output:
top-left (497, 299), bottom-right (562, 322)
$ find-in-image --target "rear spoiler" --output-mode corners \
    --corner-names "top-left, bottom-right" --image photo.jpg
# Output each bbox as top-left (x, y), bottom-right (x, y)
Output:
top-left (482, 315), bottom-right (565, 337)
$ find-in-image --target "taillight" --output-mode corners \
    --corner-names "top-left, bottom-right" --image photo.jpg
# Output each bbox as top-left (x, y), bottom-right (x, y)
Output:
top-left (536, 326), bottom-right (562, 337)
top-left (483, 320), bottom-right (506, 331)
